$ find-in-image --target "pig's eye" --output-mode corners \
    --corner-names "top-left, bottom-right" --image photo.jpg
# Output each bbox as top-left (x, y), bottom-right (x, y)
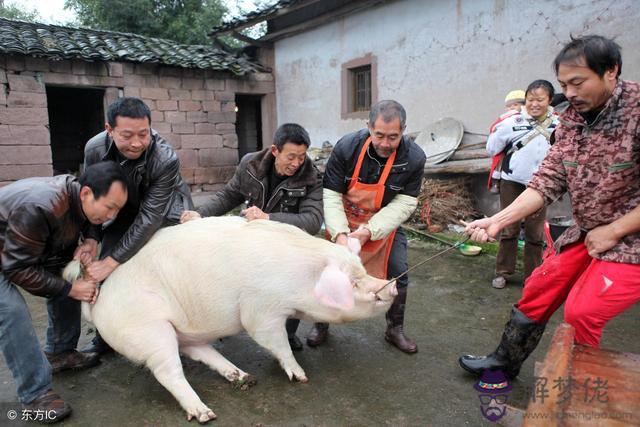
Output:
top-left (351, 280), bottom-right (358, 288)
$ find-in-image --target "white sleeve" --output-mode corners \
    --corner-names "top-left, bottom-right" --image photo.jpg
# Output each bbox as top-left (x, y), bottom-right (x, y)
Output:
top-left (486, 118), bottom-right (513, 156)
top-left (323, 188), bottom-right (351, 241)
top-left (366, 194), bottom-right (418, 241)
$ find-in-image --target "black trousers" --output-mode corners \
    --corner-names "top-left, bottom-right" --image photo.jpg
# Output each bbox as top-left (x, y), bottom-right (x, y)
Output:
top-left (387, 228), bottom-right (409, 288)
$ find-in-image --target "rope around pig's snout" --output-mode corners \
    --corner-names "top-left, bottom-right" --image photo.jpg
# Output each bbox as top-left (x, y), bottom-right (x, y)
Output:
top-left (374, 235), bottom-right (471, 295)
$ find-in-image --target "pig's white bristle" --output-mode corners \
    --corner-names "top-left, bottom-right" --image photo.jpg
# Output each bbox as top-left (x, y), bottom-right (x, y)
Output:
top-left (62, 259), bottom-right (83, 282)
top-left (62, 260), bottom-right (93, 322)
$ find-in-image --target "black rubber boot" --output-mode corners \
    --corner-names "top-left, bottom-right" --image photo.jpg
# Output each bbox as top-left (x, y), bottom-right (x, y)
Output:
top-left (458, 306), bottom-right (545, 379)
top-left (80, 331), bottom-right (114, 356)
top-left (384, 287), bottom-right (418, 354)
top-left (306, 323), bottom-right (329, 347)
top-left (286, 318), bottom-right (303, 352)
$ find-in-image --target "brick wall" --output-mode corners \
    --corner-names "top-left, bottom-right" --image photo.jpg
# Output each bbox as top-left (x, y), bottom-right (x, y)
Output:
top-left (121, 63), bottom-right (245, 193)
top-left (0, 57), bottom-right (51, 186)
top-left (0, 54), bottom-right (276, 192)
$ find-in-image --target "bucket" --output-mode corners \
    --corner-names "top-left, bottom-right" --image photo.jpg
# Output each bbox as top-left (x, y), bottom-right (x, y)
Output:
top-left (548, 216), bottom-right (574, 242)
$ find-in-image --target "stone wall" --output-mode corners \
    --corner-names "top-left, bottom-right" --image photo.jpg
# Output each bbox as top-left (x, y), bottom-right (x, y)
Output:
top-left (0, 56), bottom-right (52, 186)
top-left (121, 63), bottom-right (241, 194)
top-left (0, 54), bottom-right (275, 192)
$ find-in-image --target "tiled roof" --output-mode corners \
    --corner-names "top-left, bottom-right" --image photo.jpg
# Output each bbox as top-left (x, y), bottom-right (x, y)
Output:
top-left (210, 0), bottom-right (306, 34)
top-left (0, 17), bottom-right (265, 75)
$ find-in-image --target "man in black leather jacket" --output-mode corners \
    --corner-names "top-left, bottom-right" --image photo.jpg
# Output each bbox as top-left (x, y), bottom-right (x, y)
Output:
top-left (79, 97), bottom-right (193, 354)
top-left (180, 123), bottom-right (323, 350)
top-left (0, 162), bottom-right (127, 422)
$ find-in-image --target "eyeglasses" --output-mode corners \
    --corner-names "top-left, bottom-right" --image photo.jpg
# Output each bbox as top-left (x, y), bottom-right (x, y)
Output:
top-left (479, 394), bottom-right (508, 405)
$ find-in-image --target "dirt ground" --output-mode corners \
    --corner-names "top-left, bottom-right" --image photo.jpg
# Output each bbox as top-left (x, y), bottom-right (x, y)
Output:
top-left (1, 236), bottom-right (639, 426)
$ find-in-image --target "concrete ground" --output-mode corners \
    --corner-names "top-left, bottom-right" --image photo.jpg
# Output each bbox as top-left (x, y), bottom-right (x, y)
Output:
top-left (1, 236), bottom-right (639, 426)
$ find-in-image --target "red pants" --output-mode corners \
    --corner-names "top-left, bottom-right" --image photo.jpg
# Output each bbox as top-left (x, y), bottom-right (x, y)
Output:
top-left (517, 241), bottom-right (640, 347)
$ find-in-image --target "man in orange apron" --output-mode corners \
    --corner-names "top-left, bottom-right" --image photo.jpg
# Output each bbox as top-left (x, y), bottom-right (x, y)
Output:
top-left (307, 100), bottom-right (426, 353)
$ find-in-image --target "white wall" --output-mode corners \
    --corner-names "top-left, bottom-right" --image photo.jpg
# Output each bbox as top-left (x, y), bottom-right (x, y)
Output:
top-left (274, 0), bottom-right (640, 146)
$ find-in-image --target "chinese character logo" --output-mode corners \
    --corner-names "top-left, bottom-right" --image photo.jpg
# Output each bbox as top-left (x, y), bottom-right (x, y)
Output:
top-left (475, 370), bottom-right (512, 422)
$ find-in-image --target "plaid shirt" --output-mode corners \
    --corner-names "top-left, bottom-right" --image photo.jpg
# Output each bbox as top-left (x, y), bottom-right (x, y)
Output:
top-left (529, 79), bottom-right (640, 264)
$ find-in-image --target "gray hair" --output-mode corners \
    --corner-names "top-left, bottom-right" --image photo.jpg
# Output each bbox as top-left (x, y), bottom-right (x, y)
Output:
top-left (368, 100), bottom-right (406, 129)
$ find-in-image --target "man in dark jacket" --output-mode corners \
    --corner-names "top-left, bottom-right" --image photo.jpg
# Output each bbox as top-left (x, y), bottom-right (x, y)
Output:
top-left (79, 97), bottom-right (193, 354)
top-left (308, 100), bottom-right (426, 354)
top-left (180, 123), bottom-right (323, 350)
top-left (0, 162), bottom-right (127, 423)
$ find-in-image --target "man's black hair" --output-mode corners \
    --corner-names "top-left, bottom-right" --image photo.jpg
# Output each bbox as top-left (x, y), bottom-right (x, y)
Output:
top-left (78, 161), bottom-right (128, 199)
top-left (525, 79), bottom-right (555, 99)
top-left (107, 97), bottom-right (152, 128)
top-left (553, 35), bottom-right (622, 78)
top-left (551, 93), bottom-right (568, 107)
top-left (273, 123), bottom-right (311, 151)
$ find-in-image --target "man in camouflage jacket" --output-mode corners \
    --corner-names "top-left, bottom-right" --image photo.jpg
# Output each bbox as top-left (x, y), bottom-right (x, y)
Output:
top-left (459, 35), bottom-right (640, 379)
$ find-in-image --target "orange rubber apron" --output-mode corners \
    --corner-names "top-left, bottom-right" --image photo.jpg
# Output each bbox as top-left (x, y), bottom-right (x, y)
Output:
top-left (340, 137), bottom-right (397, 279)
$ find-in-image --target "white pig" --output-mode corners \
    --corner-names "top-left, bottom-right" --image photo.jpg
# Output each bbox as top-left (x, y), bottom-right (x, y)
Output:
top-left (64, 216), bottom-right (397, 423)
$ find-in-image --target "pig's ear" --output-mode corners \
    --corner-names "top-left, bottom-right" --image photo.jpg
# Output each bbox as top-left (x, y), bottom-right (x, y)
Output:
top-left (313, 263), bottom-right (354, 310)
top-left (346, 237), bottom-right (361, 255)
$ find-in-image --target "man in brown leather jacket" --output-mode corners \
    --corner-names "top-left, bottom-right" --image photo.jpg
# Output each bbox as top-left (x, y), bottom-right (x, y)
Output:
top-left (180, 123), bottom-right (323, 350)
top-left (79, 97), bottom-right (193, 354)
top-left (0, 161), bottom-right (127, 423)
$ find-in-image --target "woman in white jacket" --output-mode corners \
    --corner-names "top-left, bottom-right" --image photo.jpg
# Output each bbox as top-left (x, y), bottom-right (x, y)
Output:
top-left (486, 80), bottom-right (558, 289)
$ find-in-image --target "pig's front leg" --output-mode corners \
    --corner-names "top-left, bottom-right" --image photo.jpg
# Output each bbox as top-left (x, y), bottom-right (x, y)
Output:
top-left (180, 344), bottom-right (255, 388)
top-left (141, 323), bottom-right (217, 423)
top-left (241, 311), bottom-right (308, 382)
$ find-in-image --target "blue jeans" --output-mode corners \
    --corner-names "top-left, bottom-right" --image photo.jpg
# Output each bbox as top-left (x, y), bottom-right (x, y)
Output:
top-left (0, 272), bottom-right (80, 403)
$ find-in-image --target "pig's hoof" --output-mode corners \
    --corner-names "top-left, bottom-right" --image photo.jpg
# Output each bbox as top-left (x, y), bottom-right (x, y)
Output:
top-left (288, 370), bottom-right (308, 383)
top-left (225, 370), bottom-right (243, 382)
top-left (294, 371), bottom-right (309, 383)
top-left (232, 374), bottom-right (257, 391)
top-left (186, 405), bottom-right (217, 423)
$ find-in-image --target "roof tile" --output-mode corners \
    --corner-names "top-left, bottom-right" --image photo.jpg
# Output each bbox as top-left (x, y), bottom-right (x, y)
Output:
top-left (0, 17), bottom-right (265, 75)
top-left (210, 0), bottom-right (304, 34)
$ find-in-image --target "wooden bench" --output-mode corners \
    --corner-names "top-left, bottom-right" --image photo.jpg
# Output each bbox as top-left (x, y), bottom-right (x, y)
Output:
top-left (505, 323), bottom-right (640, 426)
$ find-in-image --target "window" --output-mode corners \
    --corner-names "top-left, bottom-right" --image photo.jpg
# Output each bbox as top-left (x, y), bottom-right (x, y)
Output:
top-left (341, 54), bottom-right (377, 120)
top-left (352, 65), bottom-right (371, 111)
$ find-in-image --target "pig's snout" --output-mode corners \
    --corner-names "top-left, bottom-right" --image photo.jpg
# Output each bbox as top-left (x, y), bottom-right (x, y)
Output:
top-left (373, 279), bottom-right (397, 305)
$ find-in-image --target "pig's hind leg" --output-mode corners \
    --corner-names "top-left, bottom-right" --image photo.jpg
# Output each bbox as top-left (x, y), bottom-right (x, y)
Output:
top-left (125, 321), bottom-right (217, 423)
top-left (241, 311), bottom-right (308, 382)
top-left (180, 344), bottom-right (255, 388)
